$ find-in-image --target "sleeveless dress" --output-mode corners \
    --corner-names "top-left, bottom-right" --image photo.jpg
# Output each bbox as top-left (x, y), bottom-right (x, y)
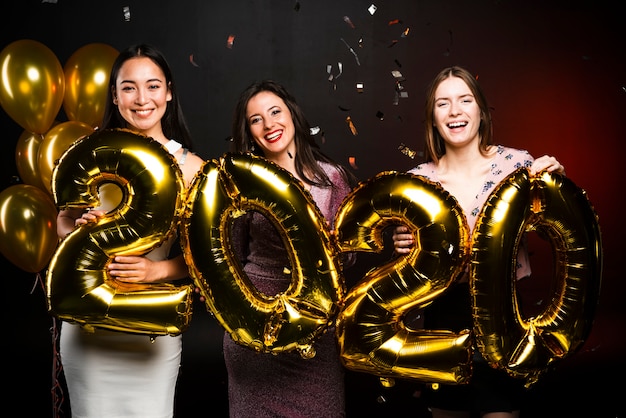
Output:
top-left (60, 140), bottom-right (187, 418)
top-left (224, 161), bottom-right (353, 418)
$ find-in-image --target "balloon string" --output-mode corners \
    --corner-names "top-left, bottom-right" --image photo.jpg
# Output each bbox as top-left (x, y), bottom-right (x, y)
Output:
top-left (33, 272), bottom-right (67, 417)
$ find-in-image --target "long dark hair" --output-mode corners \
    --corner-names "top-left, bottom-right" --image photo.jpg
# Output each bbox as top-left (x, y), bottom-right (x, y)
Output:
top-left (101, 43), bottom-right (194, 150)
top-left (423, 66), bottom-right (493, 164)
top-left (231, 79), bottom-right (355, 188)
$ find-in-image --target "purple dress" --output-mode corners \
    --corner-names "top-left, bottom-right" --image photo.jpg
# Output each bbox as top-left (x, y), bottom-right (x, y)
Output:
top-left (224, 161), bottom-right (353, 418)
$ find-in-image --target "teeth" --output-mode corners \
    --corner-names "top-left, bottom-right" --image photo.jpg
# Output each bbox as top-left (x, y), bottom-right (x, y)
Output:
top-left (266, 131), bottom-right (281, 140)
top-left (448, 121), bottom-right (467, 128)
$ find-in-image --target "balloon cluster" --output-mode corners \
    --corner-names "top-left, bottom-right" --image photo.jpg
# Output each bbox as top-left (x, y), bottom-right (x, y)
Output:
top-left (0, 40), bottom-right (119, 273)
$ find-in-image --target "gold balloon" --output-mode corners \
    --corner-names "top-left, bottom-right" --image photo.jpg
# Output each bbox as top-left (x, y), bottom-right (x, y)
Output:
top-left (181, 153), bottom-right (344, 357)
top-left (15, 129), bottom-right (46, 191)
top-left (63, 43), bottom-right (119, 128)
top-left (46, 128), bottom-right (192, 336)
top-left (333, 172), bottom-right (473, 384)
top-left (38, 120), bottom-right (94, 195)
top-left (0, 184), bottom-right (58, 273)
top-left (0, 39), bottom-right (65, 134)
top-left (470, 168), bottom-right (603, 387)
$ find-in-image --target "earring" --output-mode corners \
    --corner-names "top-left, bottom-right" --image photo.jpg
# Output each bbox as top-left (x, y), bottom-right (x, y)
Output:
top-left (250, 142), bottom-right (255, 152)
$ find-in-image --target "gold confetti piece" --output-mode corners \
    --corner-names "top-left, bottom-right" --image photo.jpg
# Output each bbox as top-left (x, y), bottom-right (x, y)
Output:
top-left (226, 35), bottom-right (235, 49)
top-left (345, 116), bottom-right (358, 136)
top-left (368, 4), bottom-right (377, 15)
top-left (401, 27), bottom-right (410, 37)
top-left (356, 82), bottom-right (364, 93)
top-left (343, 16), bottom-right (355, 29)
top-left (123, 6), bottom-right (131, 21)
top-left (398, 143), bottom-right (417, 159)
top-left (348, 156), bottom-right (358, 169)
top-left (189, 54), bottom-right (200, 67)
top-left (391, 70), bottom-right (404, 80)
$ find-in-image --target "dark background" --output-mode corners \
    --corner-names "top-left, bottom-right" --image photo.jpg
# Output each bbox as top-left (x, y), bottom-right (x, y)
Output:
top-left (2, 1), bottom-right (624, 417)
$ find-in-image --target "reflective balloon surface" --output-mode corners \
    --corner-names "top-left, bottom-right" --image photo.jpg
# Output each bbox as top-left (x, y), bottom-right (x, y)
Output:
top-left (63, 43), bottom-right (119, 128)
top-left (0, 184), bottom-right (58, 272)
top-left (470, 168), bottom-right (602, 386)
top-left (46, 129), bottom-right (192, 335)
top-left (181, 153), bottom-right (344, 357)
top-left (0, 39), bottom-right (64, 133)
top-left (334, 172), bottom-right (473, 384)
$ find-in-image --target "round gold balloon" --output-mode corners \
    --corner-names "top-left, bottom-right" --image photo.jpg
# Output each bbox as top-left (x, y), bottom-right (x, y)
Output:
top-left (38, 120), bottom-right (94, 195)
top-left (0, 39), bottom-right (65, 134)
top-left (15, 129), bottom-right (46, 191)
top-left (181, 153), bottom-right (344, 356)
top-left (46, 128), bottom-right (192, 336)
top-left (333, 171), bottom-right (473, 384)
top-left (470, 168), bottom-right (602, 387)
top-left (0, 184), bottom-right (58, 273)
top-left (63, 43), bottom-right (119, 128)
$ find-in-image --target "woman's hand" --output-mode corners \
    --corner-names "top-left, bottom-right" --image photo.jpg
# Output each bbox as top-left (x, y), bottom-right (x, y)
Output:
top-left (392, 225), bottom-right (414, 255)
top-left (530, 155), bottom-right (565, 175)
top-left (74, 209), bottom-right (106, 226)
top-left (108, 255), bottom-right (161, 283)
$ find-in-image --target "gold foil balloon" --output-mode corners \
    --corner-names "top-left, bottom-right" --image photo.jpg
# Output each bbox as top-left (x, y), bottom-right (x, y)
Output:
top-left (46, 128), bottom-right (192, 336)
top-left (0, 39), bottom-right (64, 134)
top-left (0, 184), bottom-right (58, 273)
top-left (38, 120), bottom-right (94, 195)
top-left (181, 153), bottom-right (344, 357)
top-left (334, 172), bottom-right (473, 384)
top-left (470, 168), bottom-right (602, 387)
top-left (63, 43), bottom-right (119, 128)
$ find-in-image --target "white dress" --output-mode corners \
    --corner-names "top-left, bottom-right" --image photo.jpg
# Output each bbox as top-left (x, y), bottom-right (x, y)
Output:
top-left (60, 140), bottom-right (186, 418)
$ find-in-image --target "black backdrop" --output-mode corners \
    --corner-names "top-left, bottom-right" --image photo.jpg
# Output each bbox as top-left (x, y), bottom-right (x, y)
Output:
top-left (2, 1), bottom-right (624, 417)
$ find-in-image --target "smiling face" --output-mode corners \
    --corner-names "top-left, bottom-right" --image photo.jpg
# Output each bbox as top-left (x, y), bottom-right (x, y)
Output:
top-left (113, 56), bottom-right (172, 139)
top-left (433, 75), bottom-right (482, 150)
top-left (246, 90), bottom-right (296, 161)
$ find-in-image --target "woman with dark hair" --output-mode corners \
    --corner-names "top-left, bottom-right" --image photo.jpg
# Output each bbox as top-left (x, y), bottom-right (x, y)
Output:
top-left (226, 79), bottom-right (356, 417)
top-left (56, 43), bottom-right (204, 418)
top-left (393, 66), bottom-right (565, 418)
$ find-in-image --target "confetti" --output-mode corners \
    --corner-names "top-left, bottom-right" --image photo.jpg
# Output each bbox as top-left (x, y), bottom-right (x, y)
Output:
top-left (398, 143), bottom-right (418, 159)
top-left (340, 38), bottom-right (360, 66)
top-left (123, 6), bottom-right (131, 21)
top-left (189, 54), bottom-right (200, 67)
top-left (388, 19), bottom-right (401, 25)
top-left (391, 70), bottom-right (404, 80)
top-left (401, 27), bottom-right (410, 38)
top-left (368, 4), bottom-right (377, 15)
top-left (345, 116), bottom-right (358, 136)
top-left (356, 82), bottom-right (364, 93)
top-left (388, 40), bottom-right (398, 48)
top-left (376, 111), bottom-right (384, 120)
top-left (227, 35), bottom-right (235, 49)
top-left (327, 62), bottom-right (343, 82)
top-left (310, 126), bottom-right (321, 135)
top-left (343, 16), bottom-right (355, 29)
top-left (348, 156), bottom-right (359, 169)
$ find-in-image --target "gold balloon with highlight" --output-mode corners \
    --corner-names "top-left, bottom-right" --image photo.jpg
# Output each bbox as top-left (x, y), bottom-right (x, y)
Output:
top-left (0, 184), bottom-right (58, 273)
top-left (0, 39), bottom-right (65, 134)
top-left (38, 120), bottom-right (94, 195)
top-left (181, 153), bottom-right (344, 357)
top-left (46, 129), bottom-right (193, 336)
top-left (15, 129), bottom-right (46, 191)
top-left (63, 43), bottom-right (119, 128)
top-left (470, 168), bottom-right (602, 387)
top-left (334, 172), bottom-right (473, 384)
